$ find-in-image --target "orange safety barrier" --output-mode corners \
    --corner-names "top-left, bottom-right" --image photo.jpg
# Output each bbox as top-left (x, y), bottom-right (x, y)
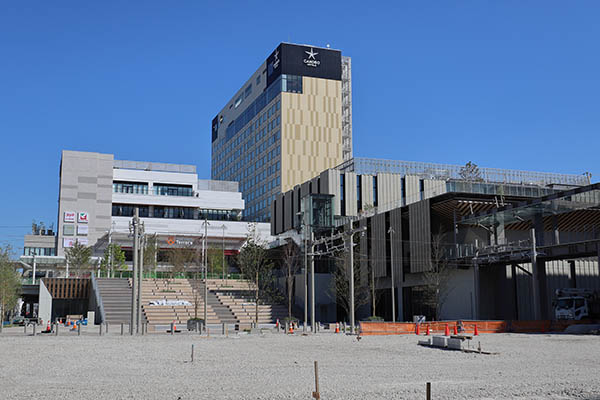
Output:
top-left (358, 319), bottom-right (593, 336)
top-left (359, 322), bottom-right (417, 336)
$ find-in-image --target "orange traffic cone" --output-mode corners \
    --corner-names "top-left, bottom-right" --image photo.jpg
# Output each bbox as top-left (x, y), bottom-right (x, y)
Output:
top-left (415, 324), bottom-right (420, 335)
top-left (173, 322), bottom-right (177, 332)
top-left (276, 319), bottom-right (279, 329)
top-left (288, 323), bottom-right (294, 334)
top-left (453, 325), bottom-right (458, 335)
top-left (425, 325), bottom-right (430, 335)
top-left (444, 324), bottom-right (450, 336)
top-left (335, 322), bottom-right (340, 333)
top-left (474, 324), bottom-right (479, 336)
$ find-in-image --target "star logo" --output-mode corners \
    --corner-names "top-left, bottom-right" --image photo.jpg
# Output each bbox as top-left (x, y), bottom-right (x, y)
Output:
top-left (305, 48), bottom-right (318, 60)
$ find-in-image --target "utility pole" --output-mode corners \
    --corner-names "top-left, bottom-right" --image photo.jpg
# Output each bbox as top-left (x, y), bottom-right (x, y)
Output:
top-left (108, 224), bottom-right (112, 278)
top-left (303, 213), bottom-right (308, 333)
top-left (137, 223), bottom-right (144, 334)
top-left (130, 208), bottom-right (139, 335)
top-left (310, 230), bottom-right (316, 333)
top-left (388, 227), bottom-right (396, 322)
top-left (531, 228), bottom-right (541, 321)
top-left (202, 218), bottom-right (209, 330)
top-left (221, 224), bottom-right (226, 282)
top-left (345, 222), bottom-right (366, 334)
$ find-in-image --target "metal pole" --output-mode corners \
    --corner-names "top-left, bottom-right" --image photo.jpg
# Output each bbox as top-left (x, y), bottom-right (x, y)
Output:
top-left (388, 227), bottom-right (396, 322)
top-left (349, 224), bottom-right (355, 334)
top-left (108, 225), bottom-right (112, 278)
top-left (426, 382), bottom-right (431, 400)
top-left (130, 208), bottom-right (139, 335)
top-left (531, 228), bottom-right (541, 320)
top-left (310, 230), bottom-right (315, 333)
top-left (137, 227), bottom-right (144, 334)
top-left (222, 225), bottom-right (226, 282)
top-left (66, 260), bottom-right (69, 278)
top-left (32, 254), bottom-right (36, 285)
top-left (203, 218), bottom-right (208, 329)
top-left (304, 213), bottom-right (308, 333)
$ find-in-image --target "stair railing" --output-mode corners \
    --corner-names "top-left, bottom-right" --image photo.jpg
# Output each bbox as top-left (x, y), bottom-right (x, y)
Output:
top-left (90, 274), bottom-right (106, 324)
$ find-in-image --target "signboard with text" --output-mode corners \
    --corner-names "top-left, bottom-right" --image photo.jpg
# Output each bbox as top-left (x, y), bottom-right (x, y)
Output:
top-left (64, 211), bottom-right (76, 223)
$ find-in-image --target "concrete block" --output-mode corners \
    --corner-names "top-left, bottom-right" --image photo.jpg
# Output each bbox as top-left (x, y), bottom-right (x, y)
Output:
top-left (432, 336), bottom-right (447, 348)
top-left (447, 338), bottom-right (464, 350)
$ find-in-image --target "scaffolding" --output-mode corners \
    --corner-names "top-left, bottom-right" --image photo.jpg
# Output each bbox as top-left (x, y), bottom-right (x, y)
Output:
top-left (341, 56), bottom-right (353, 161)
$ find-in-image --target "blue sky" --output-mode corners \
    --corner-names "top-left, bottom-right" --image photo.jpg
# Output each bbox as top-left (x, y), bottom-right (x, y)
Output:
top-left (1, 1), bottom-right (599, 253)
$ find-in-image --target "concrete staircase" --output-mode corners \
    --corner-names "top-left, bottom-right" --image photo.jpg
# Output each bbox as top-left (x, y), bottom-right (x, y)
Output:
top-left (205, 278), bottom-right (288, 324)
top-left (96, 278), bottom-right (132, 325)
top-left (140, 279), bottom-right (220, 325)
top-left (215, 292), bottom-right (287, 324)
top-left (188, 279), bottom-right (238, 324)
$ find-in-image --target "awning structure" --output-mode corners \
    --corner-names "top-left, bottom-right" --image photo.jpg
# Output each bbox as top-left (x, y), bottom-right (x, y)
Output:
top-left (458, 183), bottom-right (600, 231)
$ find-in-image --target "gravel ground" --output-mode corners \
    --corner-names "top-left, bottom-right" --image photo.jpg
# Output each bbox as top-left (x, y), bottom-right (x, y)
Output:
top-left (0, 327), bottom-right (599, 399)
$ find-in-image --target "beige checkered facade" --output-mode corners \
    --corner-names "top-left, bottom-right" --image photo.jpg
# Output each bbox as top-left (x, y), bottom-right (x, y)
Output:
top-left (280, 76), bottom-right (343, 192)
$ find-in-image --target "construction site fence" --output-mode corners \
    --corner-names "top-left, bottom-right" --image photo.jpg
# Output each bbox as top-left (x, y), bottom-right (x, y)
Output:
top-left (358, 319), bottom-right (597, 336)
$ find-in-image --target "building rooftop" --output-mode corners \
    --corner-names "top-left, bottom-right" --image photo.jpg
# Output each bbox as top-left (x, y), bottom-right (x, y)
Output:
top-left (114, 159), bottom-right (197, 174)
top-left (336, 157), bottom-right (591, 187)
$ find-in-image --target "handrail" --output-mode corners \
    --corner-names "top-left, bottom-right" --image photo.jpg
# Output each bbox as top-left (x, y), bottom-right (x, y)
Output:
top-left (90, 274), bottom-right (106, 324)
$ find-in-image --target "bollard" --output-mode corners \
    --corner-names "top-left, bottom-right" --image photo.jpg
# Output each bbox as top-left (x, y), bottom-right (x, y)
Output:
top-left (225, 324), bottom-right (228, 337)
top-left (33, 324), bottom-right (36, 336)
top-left (426, 382), bottom-right (431, 400)
top-left (121, 323), bottom-right (124, 336)
top-left (55, 323), bottom-right (59, 336)
top-left (222, 323), bottom-right (225, 335)
top-left (99, 323), bottom-right (102, 336)
top-left (146, 322), bottom-right (148, 335)
top-left (170, 322), bottom-right (174, 335)
top-left (24, 323), bottom-right (27, 335)
top-left (78, 323), bottom-right (81, 336)
top-left (207, 327), bottom-right (210, 338)
top-left (105, 322), bottom-right (108, 334)
top-left (191, 344), bottom-right (194, 363)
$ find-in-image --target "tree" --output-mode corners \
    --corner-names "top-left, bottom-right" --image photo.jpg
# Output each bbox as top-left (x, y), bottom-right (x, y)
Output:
top-left (237, 223), bottom-right (279, 324)
top-left (459, 161), bottom-right (484, 182)
top-left (282, 240), bottom-right (301, 319)
top-left (0, 246), bottom-right (21, 327)
top-left (207, 247), bottom-right (225, 277)
top-left (100, 244), bottom-right (126, 277)
top-left (329, 249), bottom-right (369, 322)
top-left (64, 240), bottom-right (92, 277)
top-left (143, 234), bottom-right (158, 274)
top-left (422, 231), bottom-right (455, 320)
top-left (167, 246), bottom-right (196, 277)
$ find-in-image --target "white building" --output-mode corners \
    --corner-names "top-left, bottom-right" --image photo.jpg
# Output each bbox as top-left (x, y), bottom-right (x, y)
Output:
top-left (22, 150), bottom-right (272, 276)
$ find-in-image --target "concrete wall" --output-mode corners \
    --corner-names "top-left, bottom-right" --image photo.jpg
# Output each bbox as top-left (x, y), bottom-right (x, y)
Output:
top-left (439, 268), bottom-right (476, 320)
top-left (57, 151), bottom-right (114, 257)
top-left (38, 280), bottom-right (52, 324)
